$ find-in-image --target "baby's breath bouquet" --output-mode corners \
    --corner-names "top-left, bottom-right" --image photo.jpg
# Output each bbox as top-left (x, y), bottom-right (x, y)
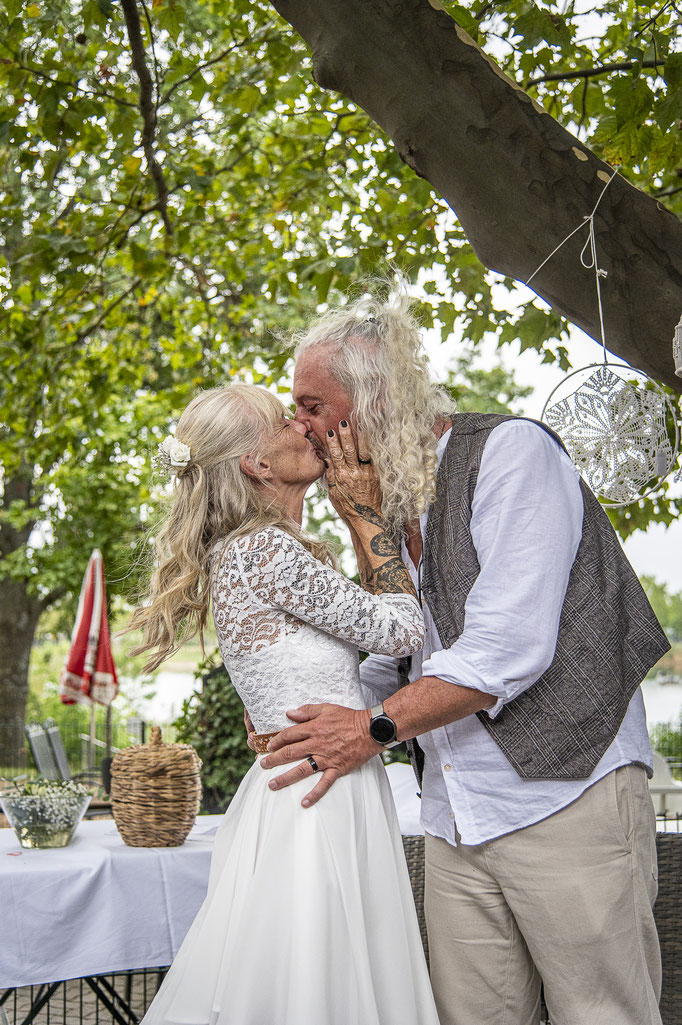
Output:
top-left (0, 779), bottom-right (91, 848)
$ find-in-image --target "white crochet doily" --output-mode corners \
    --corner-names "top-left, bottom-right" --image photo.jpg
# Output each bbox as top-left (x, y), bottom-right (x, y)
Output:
top-left (542, 362), bottom-right (678, 506)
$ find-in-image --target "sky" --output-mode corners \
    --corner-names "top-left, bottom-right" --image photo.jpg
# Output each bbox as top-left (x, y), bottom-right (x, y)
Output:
top-left (421, 316), bottom-right (682, 592)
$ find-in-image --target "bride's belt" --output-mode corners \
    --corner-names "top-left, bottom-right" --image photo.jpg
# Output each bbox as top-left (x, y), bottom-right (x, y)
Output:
top-left (252, 731), bottom-right (280, 754)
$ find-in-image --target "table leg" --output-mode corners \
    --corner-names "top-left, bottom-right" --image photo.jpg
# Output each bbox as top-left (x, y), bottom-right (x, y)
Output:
top-left (84, 975), bottom-right (140, 1025)
top-left (16, 981), bottom-right (62, 1025)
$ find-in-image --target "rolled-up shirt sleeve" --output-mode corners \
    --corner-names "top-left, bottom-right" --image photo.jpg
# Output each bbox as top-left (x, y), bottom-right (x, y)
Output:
top-left (421, 420), bottom-right (583, 717)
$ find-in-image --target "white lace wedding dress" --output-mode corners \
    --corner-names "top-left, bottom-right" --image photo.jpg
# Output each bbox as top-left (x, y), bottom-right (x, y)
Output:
top-left (141, 527), bottom-right (440, 1025)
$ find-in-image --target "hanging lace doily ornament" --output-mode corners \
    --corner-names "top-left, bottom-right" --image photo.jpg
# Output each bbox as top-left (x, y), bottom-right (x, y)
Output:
top-left (674, 312), bottom-right (682, 379)
top-left (542, 362), bottom-right (678, 506)
top-left (533, 168), bottom-right (680, 507)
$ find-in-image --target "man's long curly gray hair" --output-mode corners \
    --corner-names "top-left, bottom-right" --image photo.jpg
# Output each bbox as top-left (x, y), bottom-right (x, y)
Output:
top-left (295, 290), bottom-right (456, 535)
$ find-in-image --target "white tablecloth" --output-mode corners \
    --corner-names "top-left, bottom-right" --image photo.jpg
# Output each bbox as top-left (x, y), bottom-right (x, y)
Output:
top-left (4, 763), bottom-right (670, 990)
top-left (0, 815), bottom-right (222, 988)
top-left (0, 764), bottom-right (424, 989)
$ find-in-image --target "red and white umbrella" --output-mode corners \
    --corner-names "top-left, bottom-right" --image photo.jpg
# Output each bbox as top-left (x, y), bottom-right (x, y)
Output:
top-left (59, 549), bottom-right (118, 707)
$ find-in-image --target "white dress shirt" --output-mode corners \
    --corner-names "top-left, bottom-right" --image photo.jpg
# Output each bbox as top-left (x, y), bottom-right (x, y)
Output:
top-left (360, 419), bottom-right (653, 846)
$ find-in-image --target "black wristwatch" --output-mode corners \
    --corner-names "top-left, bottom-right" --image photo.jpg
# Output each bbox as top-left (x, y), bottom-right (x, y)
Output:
top-left (369, 702), bottom-right (400, 748)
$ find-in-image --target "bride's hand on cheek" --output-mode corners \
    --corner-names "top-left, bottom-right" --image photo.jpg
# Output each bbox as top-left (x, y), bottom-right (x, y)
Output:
top-left (326, 423), bottom-right (382, 523)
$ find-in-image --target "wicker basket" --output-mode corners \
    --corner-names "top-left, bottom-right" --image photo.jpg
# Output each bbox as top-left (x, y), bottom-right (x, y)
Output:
top-left (110, 726), bottom-right (202, 847)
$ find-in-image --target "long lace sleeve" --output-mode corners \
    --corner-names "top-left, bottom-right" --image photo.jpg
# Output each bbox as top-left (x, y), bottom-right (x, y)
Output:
top-left (228, 527), bottom-right (424, 657)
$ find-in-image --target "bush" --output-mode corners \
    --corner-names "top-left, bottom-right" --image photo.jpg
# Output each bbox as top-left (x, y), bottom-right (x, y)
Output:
top-left (173, 660), bottom-right (255, 813)
top-left (650, 718), bottom-right (682, 779)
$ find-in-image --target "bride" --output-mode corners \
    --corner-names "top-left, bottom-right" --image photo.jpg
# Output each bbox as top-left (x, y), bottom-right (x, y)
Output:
top-left (130, 382), bottom-right (441, 1025)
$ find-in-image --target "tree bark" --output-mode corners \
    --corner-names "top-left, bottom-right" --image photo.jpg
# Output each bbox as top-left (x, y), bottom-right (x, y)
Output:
top-left (270, 0), bottom-right (682, 393)
top-left (0, 466), bottom-right (42, 769)
top-left (0, 584), bottom-right (42, 769)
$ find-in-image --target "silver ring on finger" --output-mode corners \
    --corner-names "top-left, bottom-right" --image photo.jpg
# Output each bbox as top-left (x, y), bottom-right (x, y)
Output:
top-left (307, 755), bottom-right (319, 773)
top-left (358, 458), bottom-right (371, 464)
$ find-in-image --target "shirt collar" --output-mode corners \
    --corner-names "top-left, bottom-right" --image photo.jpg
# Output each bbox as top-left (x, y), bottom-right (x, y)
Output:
top-left (436, 426), bottom-right (452, 466)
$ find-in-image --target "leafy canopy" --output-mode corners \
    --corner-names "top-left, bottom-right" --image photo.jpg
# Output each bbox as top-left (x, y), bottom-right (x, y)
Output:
top-left (1, 0), bottom-right (680, 617)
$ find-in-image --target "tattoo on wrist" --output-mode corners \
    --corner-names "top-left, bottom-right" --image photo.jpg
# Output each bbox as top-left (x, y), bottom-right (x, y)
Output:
top-left (369, 558), bottom-right (417, 596)
top-left (370, 531), bottom-right (398, 557)
top-left (352, 502), bottom-right (384, 527)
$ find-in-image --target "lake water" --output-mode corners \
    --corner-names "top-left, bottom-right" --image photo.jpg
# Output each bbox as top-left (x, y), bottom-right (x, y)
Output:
top-left (641, 675), bottom-right (682, 727)
top-left (124, 671), bottom-right (682, 730)
top-left (119, 670), bottom-right (199, 726)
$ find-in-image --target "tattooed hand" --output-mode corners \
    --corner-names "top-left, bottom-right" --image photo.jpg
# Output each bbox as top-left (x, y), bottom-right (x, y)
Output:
top-left (325, 422), bottom-right (416, 600)
top-left (325, 421), bottom-right (383, 523)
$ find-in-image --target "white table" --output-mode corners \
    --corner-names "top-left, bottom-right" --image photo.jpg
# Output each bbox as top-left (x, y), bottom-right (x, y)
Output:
top-left (0, 815), bottom-right (222, 989)
top-left (0, 764), bottom-right (425, 992)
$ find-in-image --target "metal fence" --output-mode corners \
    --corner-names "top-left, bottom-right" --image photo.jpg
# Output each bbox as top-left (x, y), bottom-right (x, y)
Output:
top-left (0, 717), bottom-right (148, 781)
top-left (657, 811), bottom-right (682, 832)
top-left (1, 967), bottom-right (168, 1025)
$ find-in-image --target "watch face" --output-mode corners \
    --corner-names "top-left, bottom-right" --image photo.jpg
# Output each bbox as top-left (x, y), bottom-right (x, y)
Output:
top-left (370, 714), bottom-right (396, 745)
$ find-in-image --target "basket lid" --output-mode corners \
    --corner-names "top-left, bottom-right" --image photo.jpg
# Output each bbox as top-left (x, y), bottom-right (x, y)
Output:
top-left (112, 725), bottom-right (201, 774)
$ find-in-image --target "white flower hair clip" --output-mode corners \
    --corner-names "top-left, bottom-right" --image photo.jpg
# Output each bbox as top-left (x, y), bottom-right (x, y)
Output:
top-left (155, 435), bottom-right (192, 477)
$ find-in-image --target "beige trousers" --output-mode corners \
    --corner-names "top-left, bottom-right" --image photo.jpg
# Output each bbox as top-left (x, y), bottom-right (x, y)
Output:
top-left (424, 765), bottom-right (661, 1025)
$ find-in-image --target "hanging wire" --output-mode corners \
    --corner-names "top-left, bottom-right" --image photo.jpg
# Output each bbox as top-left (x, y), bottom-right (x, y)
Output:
top-left (526, 166), bottom-right (620, 362)
top-left (532, 165), bottom-right (681, 505)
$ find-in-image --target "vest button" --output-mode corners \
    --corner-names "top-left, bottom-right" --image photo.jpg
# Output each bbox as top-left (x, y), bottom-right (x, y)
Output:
top-left (443, 763), bottom-right (452, 771)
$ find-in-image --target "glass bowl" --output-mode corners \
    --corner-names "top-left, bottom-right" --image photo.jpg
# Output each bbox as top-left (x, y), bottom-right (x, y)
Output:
top-left (0, 783), bottom-right (91, 848)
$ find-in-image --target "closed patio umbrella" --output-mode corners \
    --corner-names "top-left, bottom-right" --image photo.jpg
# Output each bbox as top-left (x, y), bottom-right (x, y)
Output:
top-left (59, 549), bottom-right (118, 766)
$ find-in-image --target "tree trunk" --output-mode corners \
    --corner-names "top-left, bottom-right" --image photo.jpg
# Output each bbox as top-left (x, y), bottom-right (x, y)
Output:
top-left (0, 583), bottom-right (42, 769)
top-left (270, 0), bottom-right (682, 393)
top-left (0, 465), bottom-right (42, 769)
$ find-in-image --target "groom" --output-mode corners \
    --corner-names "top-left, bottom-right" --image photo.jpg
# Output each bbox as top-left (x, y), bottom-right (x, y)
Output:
top-left (259, 295), bottom-right (669, 1025)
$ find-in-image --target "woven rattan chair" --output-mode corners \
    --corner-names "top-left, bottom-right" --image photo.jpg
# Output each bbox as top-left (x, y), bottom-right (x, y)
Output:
top-left (401, 832), bottom-right (682, 1025)
top-left (402, 835), bottom-right (429, 963)
top-left (654, 833), bottom-right (682, 1025)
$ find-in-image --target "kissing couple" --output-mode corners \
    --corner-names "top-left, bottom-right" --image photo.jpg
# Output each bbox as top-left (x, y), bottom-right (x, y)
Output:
top-left (132, 290), bottom-right (668, 1025)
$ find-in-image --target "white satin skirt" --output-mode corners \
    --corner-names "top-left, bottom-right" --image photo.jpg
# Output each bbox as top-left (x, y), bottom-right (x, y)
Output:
top-left (141, 755), bottom-right (440, 1025)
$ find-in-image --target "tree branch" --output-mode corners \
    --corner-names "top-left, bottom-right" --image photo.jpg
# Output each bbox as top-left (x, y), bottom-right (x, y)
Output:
top-left (160, 46), bottom-right (239, 106)
top-left (138, 0), bottom-right (165, 122)
top-left (120, 0), bottom-right (174, 235)
top-left (75, 278), bottom-right (142, 345)
top-left (0, 52), bottom-right (138, 108)
top-left (40, 588), bottom-right (67, 612)
top-left (631, 0), bottom-right (675, 38)
top-left (159, 26), bottom-right (281, 106)
top-left (268, 0), bottom-right (682, 392)
top-left (528, 58), bottom-right (664, 87)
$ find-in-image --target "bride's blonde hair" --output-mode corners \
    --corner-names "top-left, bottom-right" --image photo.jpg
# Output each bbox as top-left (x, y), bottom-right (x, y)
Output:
top-left (129, 383), bottom-right (331, 672)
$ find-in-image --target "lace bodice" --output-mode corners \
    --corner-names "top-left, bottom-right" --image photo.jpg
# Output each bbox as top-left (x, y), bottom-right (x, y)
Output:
top-left (210, 526), bottom-right (425, 732)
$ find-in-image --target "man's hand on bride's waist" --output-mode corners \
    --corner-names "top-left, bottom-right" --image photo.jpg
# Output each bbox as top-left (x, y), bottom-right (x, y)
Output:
top-left (259, 703), bottom-right (382, 808)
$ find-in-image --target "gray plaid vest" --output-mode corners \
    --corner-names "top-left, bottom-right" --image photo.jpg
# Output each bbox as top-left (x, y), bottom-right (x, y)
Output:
top-left (419, 412), bottom-right (670, 780)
